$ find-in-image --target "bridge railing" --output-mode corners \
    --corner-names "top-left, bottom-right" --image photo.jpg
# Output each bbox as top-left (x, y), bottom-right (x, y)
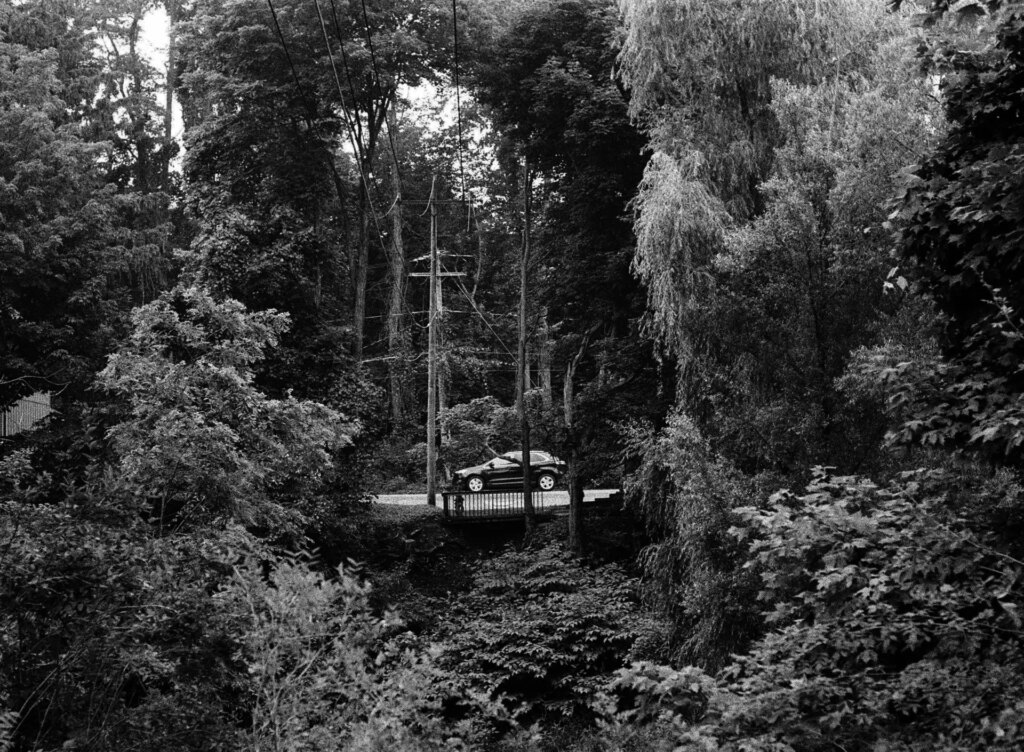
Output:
top-left (441, 490), bottom-right (549, 521)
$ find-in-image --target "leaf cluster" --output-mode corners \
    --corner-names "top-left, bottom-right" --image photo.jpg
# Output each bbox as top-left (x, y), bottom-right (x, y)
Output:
top-left (438, 543), bottom-right (652, 725)
top-left (598, 467), bottom-right (1024, 750)
top-left (621, 413), bottom-right (764, 669)
top-left (96, 286), bottom-right (357, 534)
top-left (891, 8), bottom-right (1024, 463)
top-left (220, 552), bottom-right (474, 751)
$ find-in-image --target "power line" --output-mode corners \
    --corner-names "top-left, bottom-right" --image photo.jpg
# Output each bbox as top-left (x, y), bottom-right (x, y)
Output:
top-left (357, 0), bottom-right (404, 187)
top-left (265, 0), bottom-right (349, 207)
top-left (444, 260), bottom-right (517, 359)
top-left (451, 0), bottom-right (467, 203)
top-left (327, 0), bottom-right (367, 153)
top-left (265, 0), bottom-right (321, 137)
top-left (313, 0), bottom-right (366, 173)
top-left (324, 0), bottom-right (407, 278)
top-left (311, 0), bottom-right (392, 262)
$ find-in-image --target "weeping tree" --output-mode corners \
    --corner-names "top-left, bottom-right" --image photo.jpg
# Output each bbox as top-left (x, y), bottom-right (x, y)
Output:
top-left (615, 0), bottom-right (945, 665)
top-left (619, 0), bottom-right (886, 327)
top-left (618, 0), bottom-right (919, 470)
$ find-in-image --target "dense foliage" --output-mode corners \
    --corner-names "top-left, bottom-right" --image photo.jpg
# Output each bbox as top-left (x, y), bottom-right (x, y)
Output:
top-left (4, 0), bottom-right (1024, 750)
top-left (0, 0), bottom-right (175, 407)
top-left (601, 468), bottom-right (1024, 751)
top-left (439, 543), bottom-right (652, 724)
top-left (97, 286), bottom-right (356, 534)
top-left (885, 9), bottom-right (1024, 462)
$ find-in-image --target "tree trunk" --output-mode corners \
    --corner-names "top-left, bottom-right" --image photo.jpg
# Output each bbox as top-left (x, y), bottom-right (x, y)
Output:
top-left (387, 160), bottom-right (408, 425)
top-left (525, 344), bottom-right (533, 393)
top-left (352, 193), bottom-right (369, 364)
top-left (163, 1), bottom-right (178, 191)
top-left (519, 158), bottom-right (535, 536)
top-left (567, 463), bottom-right (584, 555)
top-left (564, 361), bottom-right (583, 554)
top-left (539, 308), bottom-right (553, 410)
top-left (127, 14), bottom-right (151, 194)
top-left (563, 328), bottom-right (596, 554)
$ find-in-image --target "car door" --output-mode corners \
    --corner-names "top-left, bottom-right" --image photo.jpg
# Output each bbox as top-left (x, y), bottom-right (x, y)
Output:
top-left (485, 454), bottom-right (520, 486)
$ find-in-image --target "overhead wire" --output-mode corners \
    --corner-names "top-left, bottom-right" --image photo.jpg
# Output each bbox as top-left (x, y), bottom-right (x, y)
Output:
top-left (450, 0), bottom-right (468, 204)
top-left (312, 0), bottom-right (368, 188)
top-left (327, 0), bottom-right (368, 149)
top-left (265, 0), bottom-right (350, 205)
top-left (357, 0), bottom-right (404, 187)
top-left (442, 258), bottom-right (517, 359)
top-left (265, 0), bottom-right (322, 137)
top-left (326, 0), bottom-right (407, 281)
top-left (311, 0), bottom-right (392, 264)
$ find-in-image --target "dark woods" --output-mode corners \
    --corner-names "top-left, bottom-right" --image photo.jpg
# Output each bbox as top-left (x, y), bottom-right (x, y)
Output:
top-left (2, 0), bottom-right (1023, 750)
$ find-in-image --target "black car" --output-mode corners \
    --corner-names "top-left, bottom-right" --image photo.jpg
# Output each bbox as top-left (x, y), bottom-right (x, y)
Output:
top-left (454, 450), bottom-right (567, 492)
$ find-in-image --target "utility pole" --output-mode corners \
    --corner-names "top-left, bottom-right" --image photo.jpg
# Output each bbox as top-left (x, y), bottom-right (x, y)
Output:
top-left (426, 177), bottom-right (438, 506)
top-left (437, 266), bottom-right (448, 446)
top-left (518, 158), bottom-right (535, 533)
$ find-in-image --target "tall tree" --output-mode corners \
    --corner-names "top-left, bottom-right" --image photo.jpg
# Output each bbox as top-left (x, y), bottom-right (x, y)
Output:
top-left (177, 0), bottom-right (454, 401)
top-left (470, 0), bottom-right (663, 551)
top-left (177, 0), bottom-right (359, 400)
top-left (617, 0), bottom-right (934, 474)
top-left (0, 0), bottom-right (174, 408)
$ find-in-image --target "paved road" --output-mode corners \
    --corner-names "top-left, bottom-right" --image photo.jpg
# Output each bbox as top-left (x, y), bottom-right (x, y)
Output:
top-left (372, 489), bottom-right (621, 507)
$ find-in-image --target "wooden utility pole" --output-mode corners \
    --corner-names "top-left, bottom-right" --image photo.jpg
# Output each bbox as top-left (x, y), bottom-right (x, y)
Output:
top-left (426, 177), bottom-right (438, 506)
top-left (437, 270), bottom-right (448, 444)
top-left (518, 158), bottom-right (535, 533)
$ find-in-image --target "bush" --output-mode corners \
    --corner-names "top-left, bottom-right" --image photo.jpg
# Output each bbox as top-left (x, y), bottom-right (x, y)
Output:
top-left (622, 412), bottom-right (763, 669)
top-left (97, 286), bottom-right (356, 535)
top-left (438, 543), bottom-right (654, 726)
top-left (220, 552), bottom-right (472, 752)
top-left (0, 483), bottom-right (248, 751)
top-left (597, 467), bottom-right (1024, 751)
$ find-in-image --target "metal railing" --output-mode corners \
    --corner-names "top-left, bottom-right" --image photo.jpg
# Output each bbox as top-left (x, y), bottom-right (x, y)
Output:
top-left (441, 490), bottom-right (548, 521)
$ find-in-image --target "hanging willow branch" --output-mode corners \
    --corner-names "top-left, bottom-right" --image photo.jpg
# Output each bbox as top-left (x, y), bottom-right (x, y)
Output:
top-left (631, 152), bottom-right (729, 362)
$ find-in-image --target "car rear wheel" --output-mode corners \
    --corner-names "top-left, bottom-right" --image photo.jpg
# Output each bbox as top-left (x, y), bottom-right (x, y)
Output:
top-left (466, 476), bottom-right (485, 492)
top-left (537, 472), bottom-right (556, 491)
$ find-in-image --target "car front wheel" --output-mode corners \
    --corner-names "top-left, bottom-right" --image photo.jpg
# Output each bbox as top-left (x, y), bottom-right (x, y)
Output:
top-left (466, 476), bottom-right (485, 492)
top-left (537, 473), bottom-right (556, 492)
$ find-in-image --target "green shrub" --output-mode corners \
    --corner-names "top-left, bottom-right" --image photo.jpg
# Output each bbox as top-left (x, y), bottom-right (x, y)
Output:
top-left (438, 543), bottom-right (653, 725)
top-left (598, 468), bottom-right (1024, 751)
top-left (220, 552), bottom-right (472, 752)
top-left (97, 286), bottom-right (356, 535)
top-left (0, 484), bottom-right (248, 751)
top-left (622, 412), bottom-right (763, 669)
